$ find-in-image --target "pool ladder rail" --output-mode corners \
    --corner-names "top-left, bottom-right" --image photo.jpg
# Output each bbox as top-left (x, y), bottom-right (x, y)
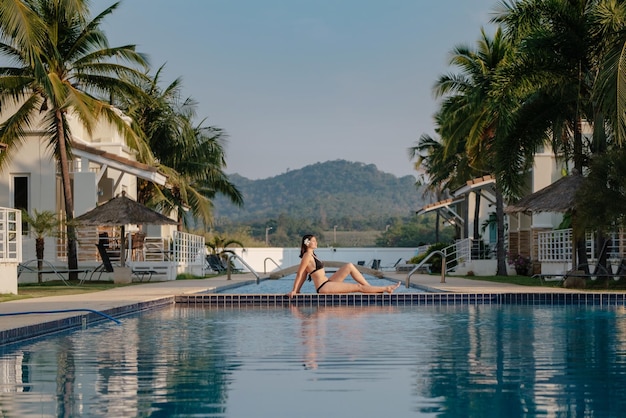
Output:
top-left (406, 250), bottom-right (446, 288)
top-left (227, 253), bottom-right (262, 284)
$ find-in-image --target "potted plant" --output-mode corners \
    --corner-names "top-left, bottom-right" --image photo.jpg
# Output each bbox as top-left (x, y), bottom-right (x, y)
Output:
top-left (509, 254), bottom-right (532, 276)
top-left (22, 209), bottom-right (59, 283)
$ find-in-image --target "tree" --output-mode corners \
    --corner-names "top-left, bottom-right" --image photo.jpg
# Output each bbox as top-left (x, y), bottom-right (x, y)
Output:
top-left (0, 0), bottom-right (149, 276)
top-left (424, 27), bottom-right (515, 275)
top-left (22, 209), bottom-right (58, 283)
top-left (124, 66), bottom-right (243, 229)
top-left (492, 0), bottom-right (626, 265)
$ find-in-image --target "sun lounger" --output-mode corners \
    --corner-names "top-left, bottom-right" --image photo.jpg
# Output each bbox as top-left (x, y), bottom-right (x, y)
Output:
top-left (18, 259), bottom-right (93, 286)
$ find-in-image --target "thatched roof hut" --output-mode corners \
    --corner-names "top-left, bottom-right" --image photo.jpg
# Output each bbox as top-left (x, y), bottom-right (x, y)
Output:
top-left (505, 173), bottom-right (583, 214)
top-left (74, 192), bottom-right (177, 226)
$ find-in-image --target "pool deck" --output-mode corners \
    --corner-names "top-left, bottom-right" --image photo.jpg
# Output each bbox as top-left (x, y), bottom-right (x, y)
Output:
top-left (0, 271), bottom-right (600, 345)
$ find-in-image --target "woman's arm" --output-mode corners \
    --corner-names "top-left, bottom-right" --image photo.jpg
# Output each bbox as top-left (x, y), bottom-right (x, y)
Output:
top-left (288, 255), bottom-right (310, 297)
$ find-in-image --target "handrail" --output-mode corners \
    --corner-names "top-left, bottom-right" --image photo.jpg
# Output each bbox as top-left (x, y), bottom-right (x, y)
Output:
top-left (227, 253), bottom-right (262, 284)
top-left (263, 257), bottom-right (281, 274)
top-left (406, 250), bottom-right (446, 288)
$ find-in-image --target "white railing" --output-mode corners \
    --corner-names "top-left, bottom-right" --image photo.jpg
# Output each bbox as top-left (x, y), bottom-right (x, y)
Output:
top-left (537, 229), bottom-right (573, 262)
top-left (537, 228), bottom-right (626, 264)
top-left (0, 207), bottom-right (21, 262)
top-left (172, 230), bottom-right (205, 268)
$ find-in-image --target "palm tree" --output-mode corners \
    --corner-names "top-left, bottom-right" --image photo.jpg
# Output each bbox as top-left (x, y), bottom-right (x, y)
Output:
top-left (123, 66), bottom-right (243, 229)
top-left (492, 0), bottom-right (626, 266)
top-left (492, 0), bottom-right (598, 173)
top-left (205, 235), bottom-right (245, 268)
top-left (0, 0), bottom-right (150, 275)
top-left (428, 27), bottom-right (516, 275)
top-left (22, 209), bottom-right (58, 283)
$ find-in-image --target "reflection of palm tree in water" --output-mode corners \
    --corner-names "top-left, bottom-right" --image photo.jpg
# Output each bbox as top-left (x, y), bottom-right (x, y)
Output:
top-left (290, 306), bottom-right (397, 370)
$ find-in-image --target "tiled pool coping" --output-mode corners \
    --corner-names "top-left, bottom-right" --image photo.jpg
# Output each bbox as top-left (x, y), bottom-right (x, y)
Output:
top-left (3, 292), bottom-right (626, 346)
top-left (177, 292), bottom-right (626, 307)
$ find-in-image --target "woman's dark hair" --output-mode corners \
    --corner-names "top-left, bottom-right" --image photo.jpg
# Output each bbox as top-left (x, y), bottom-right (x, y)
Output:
top-left (299, 234), bottom-right (314, 258)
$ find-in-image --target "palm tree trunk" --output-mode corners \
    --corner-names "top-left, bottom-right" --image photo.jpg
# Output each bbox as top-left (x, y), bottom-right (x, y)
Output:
top-left (36, 237), bottom-right (44, 283)
top-left (495, 184), bottom-right (508, 276)
top-left (473, 192), bottom-right (481, 240)
top-left (55, 110), bottom-right (79, 279)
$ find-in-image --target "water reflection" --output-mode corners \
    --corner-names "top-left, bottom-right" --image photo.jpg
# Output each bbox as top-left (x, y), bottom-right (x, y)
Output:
top-left (1, 305), bottom-right (626, 417)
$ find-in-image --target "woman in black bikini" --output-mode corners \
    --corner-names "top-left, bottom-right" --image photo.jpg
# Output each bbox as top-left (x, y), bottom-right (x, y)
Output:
top-left (287, 234), bottom-right (400, 297)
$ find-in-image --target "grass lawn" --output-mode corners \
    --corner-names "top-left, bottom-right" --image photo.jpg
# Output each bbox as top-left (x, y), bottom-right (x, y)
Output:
top-left (0, 281), bottom-right (125, 303)
top-left (0, 273), bottom-right (229, 303)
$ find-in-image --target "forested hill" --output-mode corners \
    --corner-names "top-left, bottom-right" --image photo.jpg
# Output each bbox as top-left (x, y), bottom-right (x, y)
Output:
top-left (212, 160), bottom-right (427, 226)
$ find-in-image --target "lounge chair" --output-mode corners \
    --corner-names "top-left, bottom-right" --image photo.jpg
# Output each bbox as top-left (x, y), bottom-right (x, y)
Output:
top-left (92, 243), bottom-right (116, 280)
top-left (18, 259), bottom-right (93, 286)
top-left (370, 259), bottom-right (381, 270)
top-left (381, 258), bottom-right (403, 271)
top-left (94, 242), bottom-right (157, 282)
top-left (206, 254), bottom-right (227, 273)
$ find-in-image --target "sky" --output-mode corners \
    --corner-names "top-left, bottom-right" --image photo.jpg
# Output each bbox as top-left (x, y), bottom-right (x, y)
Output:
top-left (99, 0), bottom-right (499, 180)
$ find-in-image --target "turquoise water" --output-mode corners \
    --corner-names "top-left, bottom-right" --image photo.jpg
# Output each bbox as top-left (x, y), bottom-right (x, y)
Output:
top-left (2, 304), bottom-right (626, 417)
top-left (219, 273), bottom-right (424, 293)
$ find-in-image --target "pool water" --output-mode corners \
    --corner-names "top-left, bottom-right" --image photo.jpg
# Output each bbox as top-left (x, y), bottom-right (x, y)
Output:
top-left (2, 304), bottom-right (626, 417)
top-left (219, 273), bottom-right (424, 294)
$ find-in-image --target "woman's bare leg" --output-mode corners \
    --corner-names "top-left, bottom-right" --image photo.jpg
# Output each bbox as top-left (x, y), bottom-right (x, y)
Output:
top-left (329, 263), bottom-right (369, 285)
top-left (319, 281), bottom-right (400, 294)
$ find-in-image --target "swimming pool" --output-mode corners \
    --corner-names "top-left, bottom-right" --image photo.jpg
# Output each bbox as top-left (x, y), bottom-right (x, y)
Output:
top-left (2, 304), bottom-right (626, 417)
top-left (217, 273), bottom-right (424, 294)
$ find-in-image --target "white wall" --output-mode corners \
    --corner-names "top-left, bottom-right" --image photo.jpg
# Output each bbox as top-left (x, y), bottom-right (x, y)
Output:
top-left (0, 263), bottom-right (18, 294)
top-left (229, 247), bottom-right (418, 275)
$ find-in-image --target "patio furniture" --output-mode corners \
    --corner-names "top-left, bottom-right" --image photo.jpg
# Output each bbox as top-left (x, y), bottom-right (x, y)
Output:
top-left (131, 231), bottom-right (146, 261)
top-left (18, 259), bottom-right (93, 286)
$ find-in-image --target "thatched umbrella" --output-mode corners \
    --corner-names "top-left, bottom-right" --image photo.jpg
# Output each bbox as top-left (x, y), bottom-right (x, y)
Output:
top-left (505, 173), bottom-right (584, 266)
top-left (505, 173), bottom-right (583, 214)
top-left (74, 192), bottom-right (177, 266)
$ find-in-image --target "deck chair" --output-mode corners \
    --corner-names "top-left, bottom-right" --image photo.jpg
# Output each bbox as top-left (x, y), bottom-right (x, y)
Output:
top-left (92, 242), bottom-right (115, 280)
top-left (131, 231), bottom-right (146, 261)
top-left (370, 259), bottom-right (381, 270)
top-left (381, 258), bottom-right (403, 271)
top-left (206, 254), bottom-right (227, 273)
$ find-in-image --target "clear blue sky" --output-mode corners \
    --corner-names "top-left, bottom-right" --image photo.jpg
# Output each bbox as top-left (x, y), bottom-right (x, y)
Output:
top-left (99, 0), bottom-right (499, 180)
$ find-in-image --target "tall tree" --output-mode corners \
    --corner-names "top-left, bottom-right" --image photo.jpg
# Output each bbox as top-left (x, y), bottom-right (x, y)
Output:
top-left (492, 0), bottom-right (626, 265)
top-left (0, 0), bottom-right (149, 274)
top-left (123, 66), bottom-right (243, 229)
top-left (428, 27), bottom-right (515, 275)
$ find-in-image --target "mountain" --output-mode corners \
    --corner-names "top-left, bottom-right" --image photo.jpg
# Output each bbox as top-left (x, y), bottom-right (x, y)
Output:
top-left (212, 160), bottom-right (427, 226)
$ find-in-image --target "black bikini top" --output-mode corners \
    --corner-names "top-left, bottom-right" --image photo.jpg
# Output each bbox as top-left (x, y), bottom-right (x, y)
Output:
top-left (307, 254), bottom-right (324, 281)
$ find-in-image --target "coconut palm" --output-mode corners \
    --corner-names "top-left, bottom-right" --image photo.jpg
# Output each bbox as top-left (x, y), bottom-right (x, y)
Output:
top-left (492, 0), bottom-right (598, 173)
top-left (428, 27), bottom-right (515, 275)
top-left (0, 0), bottom-right (150, 276)
top-left (492, 0), bottom-right (626, 265)
top-left (22, 209), bottom-right (58, 283)
top-left (124, 66), bottom-right (243, 229)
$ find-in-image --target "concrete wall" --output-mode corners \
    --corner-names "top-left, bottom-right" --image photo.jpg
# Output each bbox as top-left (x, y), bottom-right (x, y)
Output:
top-left (228, 247), bottom-right (419, 276)
top-left (0, 263), bottom-right (18, 294)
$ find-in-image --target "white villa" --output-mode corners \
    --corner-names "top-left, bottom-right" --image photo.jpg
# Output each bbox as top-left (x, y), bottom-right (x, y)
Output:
top-left (415, 139), bottom-right (619, 279)
top-left (0, 107), bottom-right (205, 294)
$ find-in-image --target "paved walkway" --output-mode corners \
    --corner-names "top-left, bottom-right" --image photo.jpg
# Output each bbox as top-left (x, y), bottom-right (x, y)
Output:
top-left (0, 271), bottom-right (574, 337)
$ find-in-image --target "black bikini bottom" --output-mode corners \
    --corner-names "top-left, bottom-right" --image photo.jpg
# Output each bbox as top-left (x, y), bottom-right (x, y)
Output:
top-left (316, 280), bottom-right (329, 293)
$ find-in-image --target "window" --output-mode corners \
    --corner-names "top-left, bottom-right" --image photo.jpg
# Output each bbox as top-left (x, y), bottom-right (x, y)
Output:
top-left (13, 175), bottom-right (28, 234)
